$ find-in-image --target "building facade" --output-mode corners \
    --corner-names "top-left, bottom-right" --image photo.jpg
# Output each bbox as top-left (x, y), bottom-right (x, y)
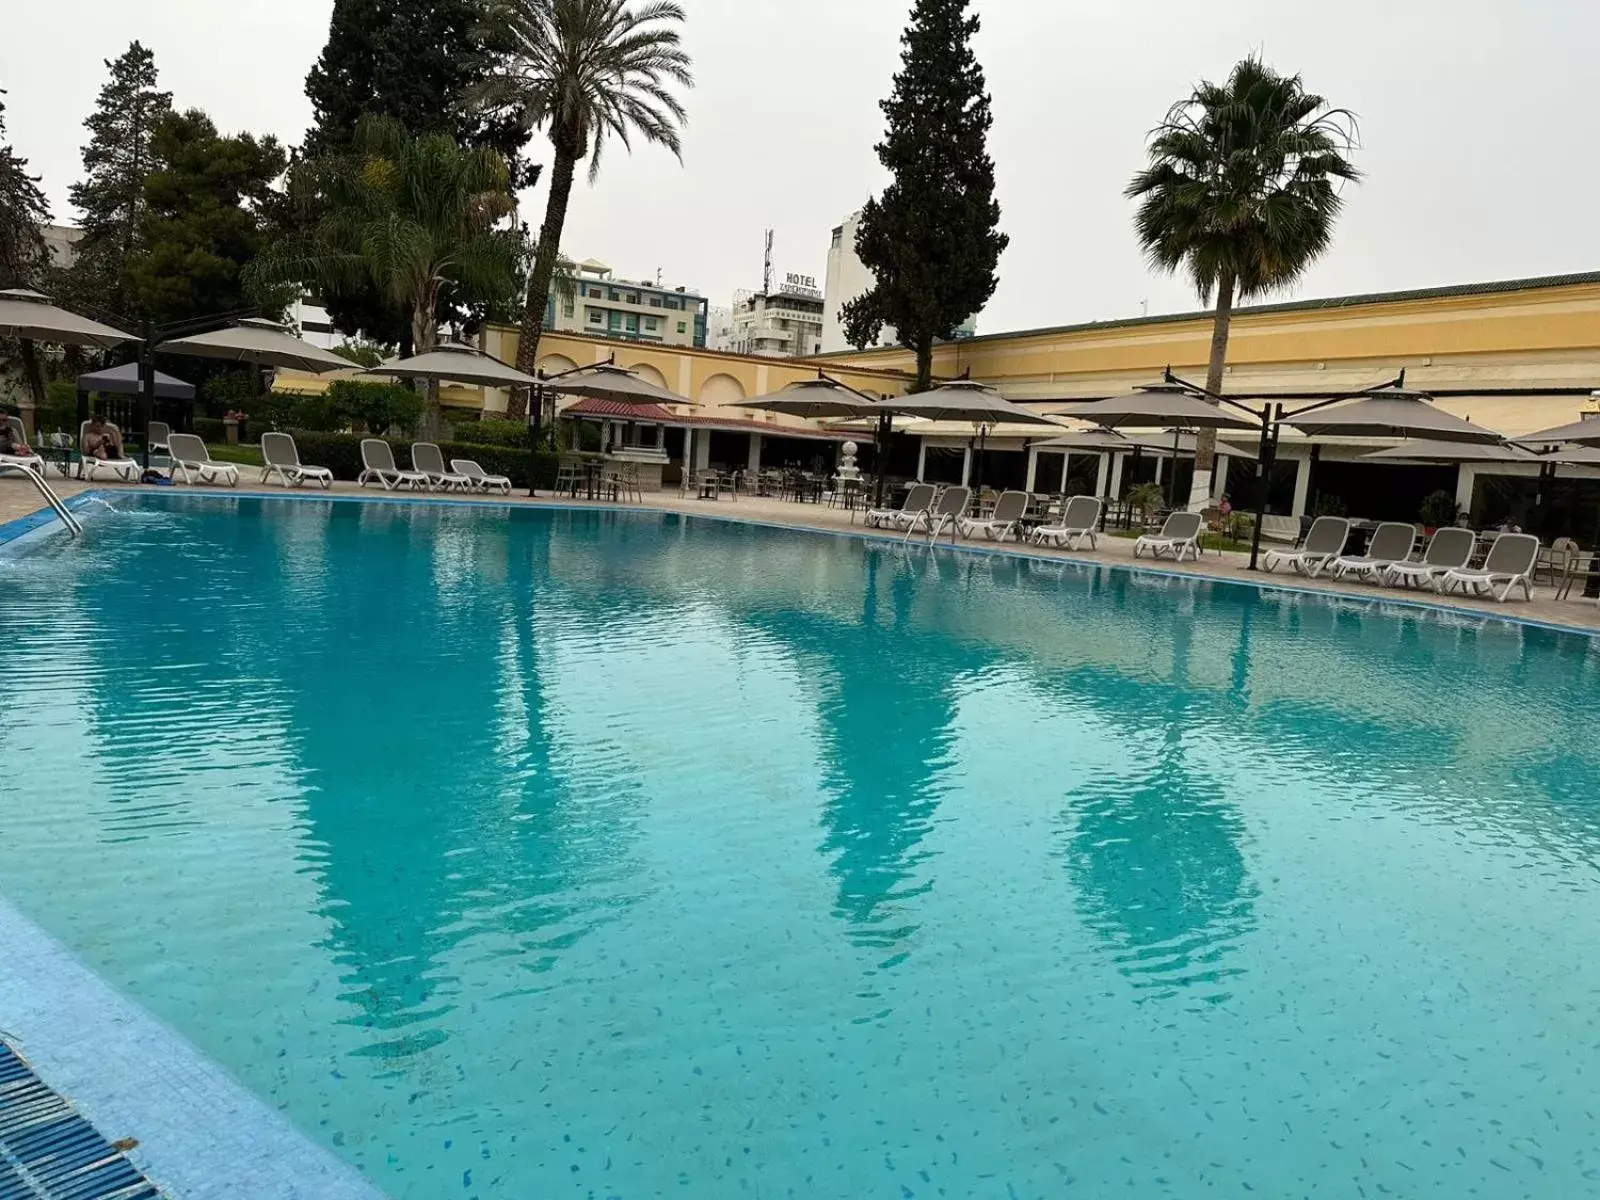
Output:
top-left (729, 276), bottom-right (825, 358)
top-left (544, 259), bottom-right (708, 348)
top-left (821, 209), bottom-right (979, 353)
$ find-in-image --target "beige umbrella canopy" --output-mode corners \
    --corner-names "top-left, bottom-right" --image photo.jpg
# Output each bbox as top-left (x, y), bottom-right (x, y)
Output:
top-left (156, 317), bottom-right (353, 373)
top-left (0, 288), bottom-right (137, 348)
top-left (1050, 382), bottom-right (1260, 431)
top-left (1361, 440), bottom-right (1538, 464)
top-left (1281, 386), bottom-right (1501, 443)
top-left (367, 343), bottom-right (538, 388)
top-left (879, 379), bottom-right (1060, 426)
top-left (539, 363), bottom-right (691, 406)
top-left (1513, 414), bottom-right (1600, 448)
top-left (727, 376), bottom-right (884, 420)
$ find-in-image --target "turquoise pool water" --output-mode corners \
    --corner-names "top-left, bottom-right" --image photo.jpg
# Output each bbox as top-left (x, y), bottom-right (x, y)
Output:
top-left (2, 494), bottom-right (1599, 1198)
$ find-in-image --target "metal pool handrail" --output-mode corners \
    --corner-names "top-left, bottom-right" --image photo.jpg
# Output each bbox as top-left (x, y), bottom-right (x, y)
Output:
top-left (3, 463), bottom-right (82, 536)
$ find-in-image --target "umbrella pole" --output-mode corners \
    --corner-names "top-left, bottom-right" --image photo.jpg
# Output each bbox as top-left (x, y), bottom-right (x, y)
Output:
top-left (1247, 403), bottom-right (1279, 571)
top-left (874, 412), bottom-right (889, 507)
top-left (1166, 426), bottom-right (1180, 508)
top-left (138, 329), bottom-right (156, 473)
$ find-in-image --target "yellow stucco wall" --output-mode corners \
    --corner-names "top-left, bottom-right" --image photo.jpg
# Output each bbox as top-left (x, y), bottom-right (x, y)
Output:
top-left (275, 276), bottom-right (1600, 437)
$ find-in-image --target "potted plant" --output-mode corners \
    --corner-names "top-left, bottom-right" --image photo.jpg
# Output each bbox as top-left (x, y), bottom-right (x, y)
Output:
top-left (1127, 481), bottom-right (1164, 526)
top-left (1418, 489), bottom-right (1458, 532)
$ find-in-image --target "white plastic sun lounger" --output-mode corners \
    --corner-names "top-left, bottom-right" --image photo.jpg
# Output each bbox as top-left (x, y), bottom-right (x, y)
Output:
top-left (1383, 526), bottom-right (1475, 590)
top-left (358, 438), bottom-right (429, 491)
top-left (259, 431), bottom-right (333, 489)
top-left (451, 458), bottom-right (512, 495)
top-left (910, 485), bottom-right (971, 543)
top-left (865, 482), bottom-right (935, 530)
top-left (78, 421), bottom-right (140, 482)
top-left (1261, 516), bottom-right (1350, 577)
top-left (1436, 532), bottom-right (1541, 602)
top-left (0, 416), bottom-right (44, 475)
top-left (411, 442), bottom-right (471, 491)
top-left (1329, 521), bottom-right (1417, 582)
top-left (1133, 510), bottom-right (1204, 562)
top-left (956, 489), bottom-right (1029, 542)
top-left (1030, 495), bottom-right (1101, 550)
top-left (166, 433), bottom-right (239, 486)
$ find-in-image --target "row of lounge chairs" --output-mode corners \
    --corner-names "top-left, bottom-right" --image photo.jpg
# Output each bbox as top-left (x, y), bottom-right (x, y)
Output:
top-left (352, 439), bottom-right (511, 494)
top-left (864, 486), bottom-right (1108, 549)
top-left (1262, 515), bottom-right (1540, 602)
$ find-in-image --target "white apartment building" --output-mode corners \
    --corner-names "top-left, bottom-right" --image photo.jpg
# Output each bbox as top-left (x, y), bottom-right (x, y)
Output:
top-left (821, 208), bottom-right (977, 352)
top-left (705, 305), bottom-right (735, 352)
top-left (546, 259), bottom-right (708, 348)
top-left (729, 275), bottom-right (825, 358)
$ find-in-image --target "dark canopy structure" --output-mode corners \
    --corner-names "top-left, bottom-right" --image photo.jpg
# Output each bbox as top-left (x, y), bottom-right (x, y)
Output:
top-left (76, 361), bottom-right (195, 401)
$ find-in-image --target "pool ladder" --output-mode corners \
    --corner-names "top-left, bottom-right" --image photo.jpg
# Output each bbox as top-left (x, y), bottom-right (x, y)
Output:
top-left (3, 464), bottom-right (82, 536)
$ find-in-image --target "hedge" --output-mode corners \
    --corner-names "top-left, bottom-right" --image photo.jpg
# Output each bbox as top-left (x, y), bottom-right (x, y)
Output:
top-left (283, 431), bottom-right (559, 489)
top-left (450, 418), bottom-right (530, 448)
top-left (193, 416), bottom-right (225, 442)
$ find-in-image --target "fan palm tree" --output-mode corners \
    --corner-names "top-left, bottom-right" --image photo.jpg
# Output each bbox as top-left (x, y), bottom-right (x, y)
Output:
top-left (248, 117), bottom-right (524, 438)
top-left (1127, 55), bottom-right (1360, 505)
top-left (475, 0), bottom-right (692, 421)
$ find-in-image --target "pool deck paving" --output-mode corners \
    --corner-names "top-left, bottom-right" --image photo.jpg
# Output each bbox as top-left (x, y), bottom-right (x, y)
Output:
top-left (4, 472), bottom-right (1598, 632)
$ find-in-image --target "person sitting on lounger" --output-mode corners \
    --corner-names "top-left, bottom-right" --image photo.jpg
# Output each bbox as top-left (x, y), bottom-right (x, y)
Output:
top-left (2, 416), bottom-right (32, 458)
top-left (83, 415), bottom-right (124, 461)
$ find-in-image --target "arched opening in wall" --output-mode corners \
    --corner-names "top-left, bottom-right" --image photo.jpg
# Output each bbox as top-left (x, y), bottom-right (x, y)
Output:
top-left (699, 373), bottom-right (746, 409)
top-left (537, 353), bottom-right (579, 377)
top-left (628, 362), bottom-right (670, 391)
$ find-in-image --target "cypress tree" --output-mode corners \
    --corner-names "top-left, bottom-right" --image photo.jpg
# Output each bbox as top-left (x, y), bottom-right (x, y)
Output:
top-left (841, 0), bottom-right (1007, 391)
top-left (64, 42), bottom-right (171, 318)
top-left (0, 87), bottom-right (50, 289)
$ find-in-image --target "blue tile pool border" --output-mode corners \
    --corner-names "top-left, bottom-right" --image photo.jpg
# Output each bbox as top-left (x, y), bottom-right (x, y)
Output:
top-left (0, 895), bottom-right (387, 1200)
top-left (4, 485), bottom-right (1597, 641)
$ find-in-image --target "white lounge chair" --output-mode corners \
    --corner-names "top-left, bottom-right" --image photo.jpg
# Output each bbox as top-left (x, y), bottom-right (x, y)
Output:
top-left (357, 438), bottom-right (429, 491)
top-left (865, 482), bottom-right (935, 530)
top-left (1133, 510), bottom-right (1204, 562)
top-left (78, 420), bottom-right (140, 482)
top-left (146, 420), bottom-right (171, 458)
top-left (451, 458), bottom-right (512, 495)
top-left (1030, 495), bottom-right (1101, 550)
top-left (1262, 516), bottom-right (1351, 577)
top-left (259, 431), bottom-right (333, 489)
top-left (411, 442), bottom-right (471, 491)
top-left (1437, 532), bottom-right (1541, 602)
top-left (166, 433), bottom-right (239, 486)
top-left (956, 489), bottom-right (1028, 542)
top-left (1329, 521), bottom-right (1417, 582)
top-left (1384, 526), bottom-right (1476, 590)
top-left (911, 485), bottom-right (971, 543)
top-left (0, 416), bottom-right (44, 476)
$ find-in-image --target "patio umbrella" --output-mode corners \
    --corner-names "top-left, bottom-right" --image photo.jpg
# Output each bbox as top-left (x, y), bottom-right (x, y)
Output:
top-left (365, 342), bottom-right (539, 388)
top-left (155, 317), bottom-right (354, 373)
top-left (727, 376), bottom-right (884, 420)
top-left (1279, 386), bottom-right (1501, 443)
top-left (76, 361), bottom-right (194, 401)
top-left (1513, 414), bottom-right (1600, 448)
top-left (0, 288), bottom-right (137, 348)
top-left (1360, 440), bottom-right (1537, 464)
top-left (1049, 382), bottom-right (1261, 432)
top-left (539, 363), bottom-right (691, 406)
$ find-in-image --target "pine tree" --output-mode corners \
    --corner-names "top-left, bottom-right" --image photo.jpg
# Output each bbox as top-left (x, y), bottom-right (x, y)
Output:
top-left (841, 0), bottom-right (1007, 391)
top-left (0, 86), bottom-right (54, 412)
top-left (0, 87), bottom-right (51, 289)
top-left (65, 41), bottom-right (171, 317)
top-left (302, 0), bottom-right (536, 346)
top-left (122, 109), bottom-right (288, 329)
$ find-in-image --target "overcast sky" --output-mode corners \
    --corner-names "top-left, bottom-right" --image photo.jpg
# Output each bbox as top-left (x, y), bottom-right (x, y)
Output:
top-left (5, 0), bottom-right (1597, 335)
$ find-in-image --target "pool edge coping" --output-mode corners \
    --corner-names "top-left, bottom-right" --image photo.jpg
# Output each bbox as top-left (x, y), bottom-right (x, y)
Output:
top-left (0, 893), bottom-right (388, 1200)
top-left (5, 485), bottom-right (1597, 641)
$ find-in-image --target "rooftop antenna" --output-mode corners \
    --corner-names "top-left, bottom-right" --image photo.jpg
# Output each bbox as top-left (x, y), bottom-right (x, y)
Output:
top-left (655, 267), bottom-right (663, 287)
top-left (763, 229), bottom-right (774, 295)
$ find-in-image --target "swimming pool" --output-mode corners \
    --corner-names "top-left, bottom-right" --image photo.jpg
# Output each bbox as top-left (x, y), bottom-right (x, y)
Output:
top-left (2, 493), bottom-right (1598, 1198)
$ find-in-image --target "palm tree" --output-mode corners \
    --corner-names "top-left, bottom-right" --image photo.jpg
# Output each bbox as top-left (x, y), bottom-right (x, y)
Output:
top-left (249, 117), bottom-right (524, 438)
top-left (1127, 55), bottom-right (1360, 506)
top-left (475, 0), bottom-right (692, 420)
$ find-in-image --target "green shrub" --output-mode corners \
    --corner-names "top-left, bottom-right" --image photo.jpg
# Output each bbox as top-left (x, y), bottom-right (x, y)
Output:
top-left (325, 380), bottom-right (423, 436)
top-left (451, 418), bottom-right (528, 448)
top-left (193, 416), bottom-right (225, 442)
top-left (248, 392), bottom-right (300, 435)
top-left (202, 370), bottom-right (257, 411)
top-left (283, 431), bottom-right (558, 489)
top-left (1418, 489), bottom-right (1458, 528)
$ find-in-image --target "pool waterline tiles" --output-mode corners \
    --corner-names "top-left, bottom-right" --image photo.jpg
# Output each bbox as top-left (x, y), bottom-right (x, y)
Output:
top-left (2, 495), bottom-right (1600, 1198)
